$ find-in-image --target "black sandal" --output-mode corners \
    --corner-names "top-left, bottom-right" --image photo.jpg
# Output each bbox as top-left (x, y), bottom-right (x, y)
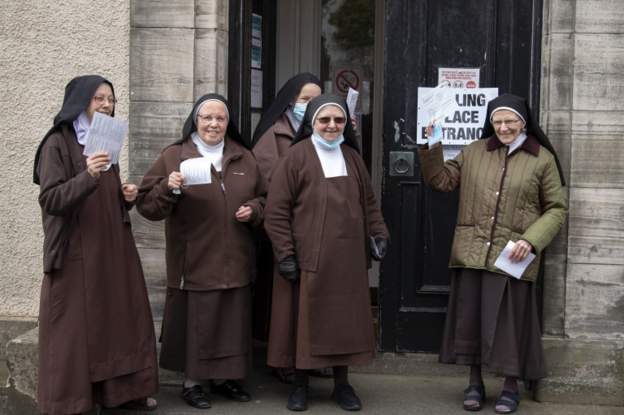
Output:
top-left (495, 390), bottom-right (520, 414)
top-left (182, 384), bottom-right (211, 409)
top-left (463, 384), bottom-right (486, 411)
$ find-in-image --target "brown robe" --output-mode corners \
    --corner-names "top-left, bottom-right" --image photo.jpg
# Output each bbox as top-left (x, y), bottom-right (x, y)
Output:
top-left (252, 114), bottom-right (295, 185)
top-left (251, 115), bottom-right (295, 341)
top-left (264, 140), bottom-right (389, 369)
top-left (137, 138), bottom-right (265, 291)
top-left (439, 268), bottom-right (547, 380)
top-left (136, 137), bottom-right (265, 379)
top-left (36, 125), bottom-right (158, 414)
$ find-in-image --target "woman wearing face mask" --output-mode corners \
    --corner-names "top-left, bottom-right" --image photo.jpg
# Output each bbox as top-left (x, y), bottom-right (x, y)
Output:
top-left (419, 94), bottom-right (567, 414)
top-left (34, 75), bottom-right (158, 414)
top-left (137, 94), bottom-right (266, 410)
top-left (251, 73), bottom-right (323, 382)
top-left (251, 73), bottom-right (322, 183)
top-left (265, 95), bottom-right (389, 412)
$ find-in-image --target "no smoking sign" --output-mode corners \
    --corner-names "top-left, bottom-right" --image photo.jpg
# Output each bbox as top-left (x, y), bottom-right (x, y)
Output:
top-left (335, 69), bottom-right (360, 94)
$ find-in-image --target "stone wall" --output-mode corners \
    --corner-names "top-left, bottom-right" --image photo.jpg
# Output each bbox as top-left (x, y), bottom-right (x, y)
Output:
top-left (129, 0), bottom-right (230, 319)
top-left (539, 0), bottom-right (624, 405)
top-left (0, 0), bottom-right (130, 319)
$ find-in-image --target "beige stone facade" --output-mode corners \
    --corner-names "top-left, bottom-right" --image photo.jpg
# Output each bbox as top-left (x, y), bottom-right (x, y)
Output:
top-left (129, 0), bottom-right (230, 317)
top-left (0, 0), bottom-right (130, 318)
top-left (538, 0), bottom-right (624, 404)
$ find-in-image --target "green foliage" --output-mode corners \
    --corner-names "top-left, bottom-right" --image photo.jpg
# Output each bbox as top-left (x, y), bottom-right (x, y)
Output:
top-left (328, 0), bottom-right (374, 50)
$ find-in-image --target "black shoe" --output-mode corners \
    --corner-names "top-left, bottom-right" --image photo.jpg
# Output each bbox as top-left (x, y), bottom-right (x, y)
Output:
top-left (331, 384), bottom-right (362, 411)
top-left (182, 385), bottom-right (211, 409)
top-left (211, 380), bottom-right (251, 402)
top-left (272, 367), bottom-right (296, 384)
top-left (287, 385), bottom-right (308, 411)
top-left (309, 367), bottom-right (333, 378)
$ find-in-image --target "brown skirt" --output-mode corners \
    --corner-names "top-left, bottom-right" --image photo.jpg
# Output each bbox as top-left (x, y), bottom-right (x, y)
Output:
top-left (38, 258), bottom-right (158, 415)
top-left (159, 286), bottom-right (252, 380)
top-left (267, 175), bottom-right (375, 370)
top-left (267, 268), bottom-right (374, 370)
top-left (439, 268), bottom-right (546, 380)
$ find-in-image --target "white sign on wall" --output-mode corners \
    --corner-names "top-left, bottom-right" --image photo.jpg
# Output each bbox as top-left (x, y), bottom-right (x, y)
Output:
top-left (417, 88), bottom-right (498, 145)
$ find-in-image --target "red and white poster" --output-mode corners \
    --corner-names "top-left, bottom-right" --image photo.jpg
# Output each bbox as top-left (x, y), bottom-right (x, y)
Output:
top-left (438, 68), bottom-right (480, 89)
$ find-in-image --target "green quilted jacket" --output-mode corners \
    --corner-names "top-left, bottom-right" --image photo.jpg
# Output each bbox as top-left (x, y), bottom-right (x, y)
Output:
top-left (418, 135), bottom-right (567, 281)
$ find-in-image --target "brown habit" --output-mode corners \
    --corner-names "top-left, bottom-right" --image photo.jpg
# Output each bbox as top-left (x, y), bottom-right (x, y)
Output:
top-left (264, 139), bottom-right (389, 369)
top-left (36, 125), bottom-right (158, 414)
top-left (251, 114), bottom-right (295, 340)
top-left (136, 137), bottom-right (265, 379)
top-left (252, 114), bottom-right (295, 184)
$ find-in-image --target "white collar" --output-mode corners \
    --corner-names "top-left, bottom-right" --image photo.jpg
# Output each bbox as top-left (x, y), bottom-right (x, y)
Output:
top-left (508, 132), bottom-right (528, 155)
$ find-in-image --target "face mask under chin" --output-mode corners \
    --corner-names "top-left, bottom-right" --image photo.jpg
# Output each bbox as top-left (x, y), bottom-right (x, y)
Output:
top-left (312, 132), bottom-right (344, 150)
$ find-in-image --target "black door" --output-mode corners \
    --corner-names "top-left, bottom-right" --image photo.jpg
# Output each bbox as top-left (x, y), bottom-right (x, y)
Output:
top-left (228, 0), bottom-right (276, 145)
top-left (379, 0), bottom-right (543, 352)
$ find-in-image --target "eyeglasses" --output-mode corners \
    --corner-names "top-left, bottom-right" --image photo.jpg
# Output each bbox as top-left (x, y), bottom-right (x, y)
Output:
top-left (197, 114), bottom-right (228, 123)
top-left (316, 116), bottom-right (346, 125)
top-left (492, 119), bottom-right (521, 127)
top-left (93, 95), bottom-right (117, 105)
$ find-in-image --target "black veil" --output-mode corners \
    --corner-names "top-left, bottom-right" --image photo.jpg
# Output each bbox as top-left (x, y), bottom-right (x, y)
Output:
top-left (251, 73), bottom-right (321, 147)
top-left (33, 75), bottom-right (115, 184)
top-left (481, 93), bottom-right (565, 185)
top-left (177, 93), bottom-right (245, 148)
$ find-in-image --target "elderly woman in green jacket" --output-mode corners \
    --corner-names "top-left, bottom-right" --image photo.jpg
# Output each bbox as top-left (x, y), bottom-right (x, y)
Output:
top-left (419, 94), bottom-right (567, 414)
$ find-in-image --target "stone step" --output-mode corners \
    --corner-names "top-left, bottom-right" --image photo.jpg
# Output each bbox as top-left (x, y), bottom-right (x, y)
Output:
top-left (4, 327), bottom-right (624, 413)
top-left (104, 371), bottom-right (624, 415)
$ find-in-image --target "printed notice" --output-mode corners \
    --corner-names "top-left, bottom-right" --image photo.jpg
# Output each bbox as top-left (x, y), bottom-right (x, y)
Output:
top-left (346, 87), bottom-right (359, 116)
top-left (494, 240), bottom-right (536, 279)
top-left (180, 158), bottom-right (212, 186)
top-left (438, 67), bottom-right (480, 89)
top-left (251, 69), bottom-right (263, 109)
top-left (417, 87), bottom-right (498, 145)
top-left (83, 112), bottom-right (128, 166)
top-left (420, 83), bottom-right (459, 124)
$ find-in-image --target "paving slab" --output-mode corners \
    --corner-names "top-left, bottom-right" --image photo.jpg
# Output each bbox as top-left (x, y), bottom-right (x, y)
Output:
top-left (100, 368), bottom-right (623, 415)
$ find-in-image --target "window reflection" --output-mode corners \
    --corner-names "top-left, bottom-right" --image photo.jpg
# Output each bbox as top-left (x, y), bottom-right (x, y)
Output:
top-left (321, 0), bottom-right (375, 169)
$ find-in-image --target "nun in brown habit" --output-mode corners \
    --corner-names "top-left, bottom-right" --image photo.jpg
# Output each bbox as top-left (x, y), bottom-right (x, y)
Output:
top-left (252, 72), bottom-right (322, 181)
top-left (34, 75), bottom-right (158, 414)
top-left (251, 73), bottom-right (323, 382)
top-left (136, 94), bottom-right (266, 410)
top-left (264, 94), bottom-right (389, 411)
top-left (419, 94), bottom-right (567, 413)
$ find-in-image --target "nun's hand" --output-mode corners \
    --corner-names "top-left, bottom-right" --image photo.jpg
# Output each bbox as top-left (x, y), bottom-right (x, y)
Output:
top-left (235, 205), bottom-right (253, 222)
top-left (351, 116), bottom-right (358, 131)
top-left (168, 171), bottom-right (184, 192)
top-left (371, 237), bottom-right (388, 261)
top-left (509, 240), bottom-right (533, 263)
top-left (425, 123), bottom-right (433, 138)
top-left (425, 122), bottom-right (443, 146)
top-left (278, 255), bottom-right (300, 282)
top-left (122, 183), bottom-right (138, 202)
top-left (86, 151), bottom-right (111, 178)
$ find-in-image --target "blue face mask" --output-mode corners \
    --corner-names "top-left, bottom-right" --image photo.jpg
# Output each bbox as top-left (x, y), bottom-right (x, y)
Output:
top-left (292, 102), bottom-right (307, 122)
top-left (312, 132), bottom-right (344, 150)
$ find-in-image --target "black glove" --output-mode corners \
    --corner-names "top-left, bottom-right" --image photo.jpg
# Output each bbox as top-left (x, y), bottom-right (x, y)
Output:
top-left (370, 237), bottom-right (387, 261)
top-left (278, 255), bottom-right (300, 282)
